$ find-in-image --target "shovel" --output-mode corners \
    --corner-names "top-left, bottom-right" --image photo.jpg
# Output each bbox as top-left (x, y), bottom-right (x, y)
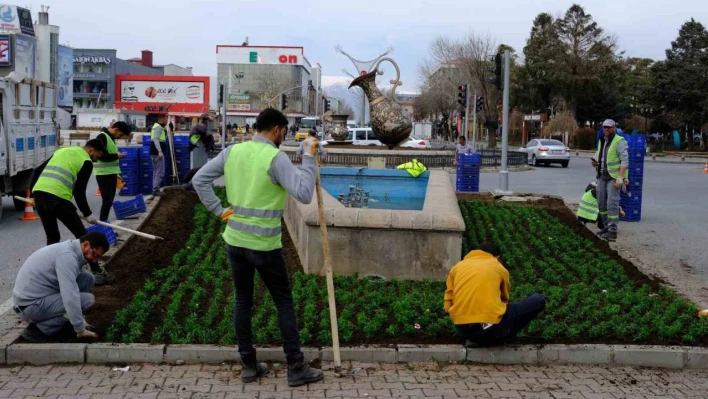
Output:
top-left (312, 142), bottom-right (343, 376)
top-left (14, 196), bottom-right (163, 241)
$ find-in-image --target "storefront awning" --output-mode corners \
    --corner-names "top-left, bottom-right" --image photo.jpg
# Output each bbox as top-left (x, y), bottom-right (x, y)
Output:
top-left (169, 112), bottom-right (205, 118)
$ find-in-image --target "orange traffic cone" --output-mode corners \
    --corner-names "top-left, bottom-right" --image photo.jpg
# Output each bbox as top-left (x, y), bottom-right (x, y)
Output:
top-left (704, 162), bottom-right (708, 175)
top-left (19, 190), bottom-right (40, 221)
top-left (96, 188), bottom-right (101, 196)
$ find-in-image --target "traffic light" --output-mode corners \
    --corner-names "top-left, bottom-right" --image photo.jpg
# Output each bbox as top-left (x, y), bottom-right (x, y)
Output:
top-left (457, 85), bottom-right (467, 109)
top-left (475, 96), bottom-right (484, 113)
top-left (494, 53), bottom-right (502, 90)
top-left (324, 99), bottom-right (331, 112)
top-left (219, 84), bottom-right (224, 105)
top-left (281, 94), bottom-right (288, 110)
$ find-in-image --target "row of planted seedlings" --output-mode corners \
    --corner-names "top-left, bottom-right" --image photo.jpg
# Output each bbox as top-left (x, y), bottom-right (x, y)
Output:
top-left (459, 201), bottom-right (708, 344)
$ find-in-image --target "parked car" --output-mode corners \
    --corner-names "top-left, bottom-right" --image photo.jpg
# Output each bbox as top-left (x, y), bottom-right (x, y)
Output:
top-left (400, 137), bottom-right (431, 149)
top-left (351, 128), bottom-right (383, 146)
top-left (519, 139), bottom-right (570, 168)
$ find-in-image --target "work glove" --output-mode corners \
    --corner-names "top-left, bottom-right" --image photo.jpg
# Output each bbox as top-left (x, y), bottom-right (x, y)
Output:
top-left (614, 177), bottom-right (624, 188)
top-left (220, 208), bottom-right (233, 221)
top-left (85, 215), bottom-right (98, 225)
top-left (302, 137), bottom-right (319, 158)
top-left (77, 330), bottom-right (98, 340)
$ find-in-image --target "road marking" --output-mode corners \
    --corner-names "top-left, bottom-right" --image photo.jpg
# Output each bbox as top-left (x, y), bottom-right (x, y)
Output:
top-left (0, 297), bottom-right (14, 315)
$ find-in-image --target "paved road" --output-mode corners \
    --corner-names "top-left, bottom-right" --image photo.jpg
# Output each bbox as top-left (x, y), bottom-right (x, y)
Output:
top-left (0, 361), bottom-right (703, 398)
top-left (458, 154), bottom-right (708, 306)
top-left (0, 178), bottom-right (128, 308)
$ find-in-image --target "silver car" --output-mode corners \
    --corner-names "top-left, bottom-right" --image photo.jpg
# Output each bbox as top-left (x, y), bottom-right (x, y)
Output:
top-left (521, 139), bottom-right (570, 168)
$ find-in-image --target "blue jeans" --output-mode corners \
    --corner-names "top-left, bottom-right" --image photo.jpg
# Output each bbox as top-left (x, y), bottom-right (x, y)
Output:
top-left (226, 245), bottom-right (303, 362)
top-left (456, 293), bottom-right (546, 346)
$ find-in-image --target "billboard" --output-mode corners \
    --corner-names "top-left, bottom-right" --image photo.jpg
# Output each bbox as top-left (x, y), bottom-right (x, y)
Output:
top-left (14, 34), bottom-right (35, 78)
top-left (120, 80), bottom-right (205, 104)
top-left (0, 5), bottom-right (34, 37)
top-left (0, 34), bottom-right (10, 66)
top-left (57, 45), bottom-right (73, 108)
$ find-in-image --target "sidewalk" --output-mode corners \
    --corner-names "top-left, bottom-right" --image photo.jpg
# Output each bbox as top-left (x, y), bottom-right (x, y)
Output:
top-left (0, 361), bottom-right (704, 398)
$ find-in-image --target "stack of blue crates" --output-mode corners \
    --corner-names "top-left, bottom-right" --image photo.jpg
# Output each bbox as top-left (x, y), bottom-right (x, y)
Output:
top-left (142, 134), bottom-right (191, 188)
top-left (139, 147), bottom-right (154, 194)
top-left (456, 153), bottom-right (482, 192)
top-left (620, 134), bottom-right (646, 222)
top-left (118, 147), bottom-right (140, 196)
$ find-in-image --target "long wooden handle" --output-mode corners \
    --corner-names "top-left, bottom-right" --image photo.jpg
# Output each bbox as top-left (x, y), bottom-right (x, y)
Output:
top-left (314, 161), bottom-right (342, 371)
top-left (94, 220), bottom-right (163, 241)
top-left (14, 196), bottom-right (163, 240)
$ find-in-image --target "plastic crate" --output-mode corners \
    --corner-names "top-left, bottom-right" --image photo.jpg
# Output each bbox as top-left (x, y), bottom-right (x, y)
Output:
top-left (173, 135), bottom-right (190, 145)
top-left (113, 194), bottom-right (147, 219)
top-left (118, 186), bottom-right (140, 197)
top-left (85, 223), bottom-right (117, 246)
top-left (118, 147), bottom-right (140, 159)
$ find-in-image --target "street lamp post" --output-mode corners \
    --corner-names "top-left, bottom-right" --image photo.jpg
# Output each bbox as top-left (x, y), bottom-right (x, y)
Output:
top-left (220, 70), bottom-right (245, 150)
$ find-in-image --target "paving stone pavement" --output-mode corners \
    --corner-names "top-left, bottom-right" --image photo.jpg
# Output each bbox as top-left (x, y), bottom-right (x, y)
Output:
top-left (0, 361), bottom-right (704, 398)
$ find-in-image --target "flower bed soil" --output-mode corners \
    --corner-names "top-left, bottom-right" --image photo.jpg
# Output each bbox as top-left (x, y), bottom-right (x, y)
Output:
top-left (32, 190), bottom-right (708, 346)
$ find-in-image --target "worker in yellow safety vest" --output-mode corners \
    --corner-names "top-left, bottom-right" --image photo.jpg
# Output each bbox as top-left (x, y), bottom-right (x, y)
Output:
top-left (30, 139), bottom-right (114, 285)
top-left (592, 119), bottom-right (628, 242)
top-left (94, 121), bottom-right (132, 222)
top-left (396, 158), bottom-right (428, 177)
top-left (191, 108), bottom-right (324, 387)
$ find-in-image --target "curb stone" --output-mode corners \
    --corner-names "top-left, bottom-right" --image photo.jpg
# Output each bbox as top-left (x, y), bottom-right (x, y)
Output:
top-left (7, 343), bottom-right (86, 364)
top-left (86, 343), bottom-right (165, 364)
top-left (612, 345), bottom-right (686, 369)
top-left (2, 343), bottom-right (708, 368)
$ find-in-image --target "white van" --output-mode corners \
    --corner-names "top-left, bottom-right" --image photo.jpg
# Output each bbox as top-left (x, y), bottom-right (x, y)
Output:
top-left (351, 128), bottom-right (383, 146)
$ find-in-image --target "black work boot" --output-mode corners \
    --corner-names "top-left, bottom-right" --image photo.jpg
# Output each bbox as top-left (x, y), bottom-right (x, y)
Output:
top-left (599, 231), bottom-right (617, 242)
top-left (287, 356), bottom-right (324, 387)
top-left (21, 323), bottom-right (49, 343)
top-left (240, 354), bottom-right (268, 383)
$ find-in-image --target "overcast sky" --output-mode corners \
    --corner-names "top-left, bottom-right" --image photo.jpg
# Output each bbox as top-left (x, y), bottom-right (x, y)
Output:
top-left (33, 0), bottom-right (706, 92)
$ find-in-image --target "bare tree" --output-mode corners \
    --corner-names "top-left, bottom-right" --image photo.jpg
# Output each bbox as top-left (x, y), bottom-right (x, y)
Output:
top-left (347, 86), bottom-right (365, 124)
top-left (418, 33), bottom-right (504, 146)
top-left (339, 102), bottom-right (355, 117)
top-left (251, 69), bottom-right (293, 111)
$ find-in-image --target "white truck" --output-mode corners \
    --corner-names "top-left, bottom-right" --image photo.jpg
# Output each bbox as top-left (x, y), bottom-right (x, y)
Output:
top-left (0, 74), bottom-right (60, 222)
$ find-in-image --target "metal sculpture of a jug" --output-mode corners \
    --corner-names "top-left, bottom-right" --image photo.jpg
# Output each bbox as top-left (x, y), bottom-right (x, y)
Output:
top-left (349, 58), bottom-right (412, 149)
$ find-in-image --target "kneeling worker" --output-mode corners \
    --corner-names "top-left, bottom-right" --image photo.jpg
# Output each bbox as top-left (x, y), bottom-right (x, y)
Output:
top-left (444, 242), bottom-right (546, 347)
top-left (13, 232), bottom-right (108, 343)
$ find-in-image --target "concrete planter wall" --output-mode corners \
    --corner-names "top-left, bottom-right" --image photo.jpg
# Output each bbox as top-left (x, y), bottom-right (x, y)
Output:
top-left (284, 170), bottom-right (465, 280)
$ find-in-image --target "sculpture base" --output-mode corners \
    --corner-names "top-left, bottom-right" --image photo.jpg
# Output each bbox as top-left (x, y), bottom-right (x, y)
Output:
top-left (325, 140), bottom-right (354, 146)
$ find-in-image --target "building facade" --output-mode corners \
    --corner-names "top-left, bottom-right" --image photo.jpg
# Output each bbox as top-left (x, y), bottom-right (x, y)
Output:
top-left (216, 45), bottom-right (319, 125)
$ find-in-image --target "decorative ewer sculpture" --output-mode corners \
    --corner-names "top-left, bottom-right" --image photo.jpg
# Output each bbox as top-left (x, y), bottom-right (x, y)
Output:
top-left (349, 57), bottom-right (413, 149)
top-left (328, 114), bottom-right (350, 141)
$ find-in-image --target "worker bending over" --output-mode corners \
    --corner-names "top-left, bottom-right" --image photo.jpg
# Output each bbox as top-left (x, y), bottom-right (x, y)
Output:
top-left (445, 242), bottom-right (546, 347)
top-left (192, 108), bottom-right (323, 386)
top-left (13, 232), bottom-right (108, 343)
top-left (31, 139), bottom-right (114, 285)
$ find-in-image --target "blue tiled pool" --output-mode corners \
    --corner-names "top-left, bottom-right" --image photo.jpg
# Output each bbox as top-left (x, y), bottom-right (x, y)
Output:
top-left (319, 167), bottom-right (429, 210)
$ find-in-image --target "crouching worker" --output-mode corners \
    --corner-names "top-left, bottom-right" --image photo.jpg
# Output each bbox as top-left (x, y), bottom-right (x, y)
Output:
top-left (12, 232), bottom-right (108, 343)
top-left (444, 242), bottom-right (546, 347)
top-left (577, 182), bottom-right (625, 230)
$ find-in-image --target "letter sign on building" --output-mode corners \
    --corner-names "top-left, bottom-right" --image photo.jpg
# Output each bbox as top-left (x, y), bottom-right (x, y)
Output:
top-left (249, 51), bottom-right (297, 64)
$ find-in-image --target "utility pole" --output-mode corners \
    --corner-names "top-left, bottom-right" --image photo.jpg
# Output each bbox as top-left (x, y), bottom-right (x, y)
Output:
top-left (499, 50), bottom-right (511, 193)
top-left (460, 84), bottom-right (470, 140)
top-left (472, 93), bottom-right (478, 151)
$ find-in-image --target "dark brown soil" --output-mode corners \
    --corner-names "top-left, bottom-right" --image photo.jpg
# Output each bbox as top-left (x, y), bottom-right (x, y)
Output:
top-left (88, 191), bottom-right (201, 337)
top-left (456, 193), bottom-right (663, 291)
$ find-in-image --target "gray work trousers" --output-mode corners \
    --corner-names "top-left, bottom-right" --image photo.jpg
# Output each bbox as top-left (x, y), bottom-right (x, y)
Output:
top-left (596, 177), bottom-right (620, 233)
top-left (151, 155), bottom-right (165, 194)
top-left (17, 272), bottom-right (95, 336)
top-left (192, 142), bottom-right (208, 169)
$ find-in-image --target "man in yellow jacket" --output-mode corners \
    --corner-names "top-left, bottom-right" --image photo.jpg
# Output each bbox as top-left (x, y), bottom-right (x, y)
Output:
top-left (444, 242), bottom-right (546, 347)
